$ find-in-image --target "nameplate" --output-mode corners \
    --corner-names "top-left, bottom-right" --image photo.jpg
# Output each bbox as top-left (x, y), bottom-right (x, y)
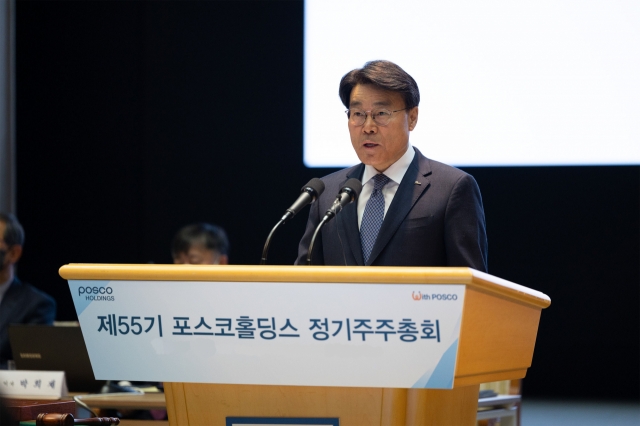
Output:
top-left (0, 370), bottom-right (68, 399)
top-left (68, 280), bottom-right (464, 389)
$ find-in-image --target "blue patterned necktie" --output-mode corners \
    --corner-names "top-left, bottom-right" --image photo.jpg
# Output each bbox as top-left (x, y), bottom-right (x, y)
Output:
top-left (360, 173), bottom-right (391, 264)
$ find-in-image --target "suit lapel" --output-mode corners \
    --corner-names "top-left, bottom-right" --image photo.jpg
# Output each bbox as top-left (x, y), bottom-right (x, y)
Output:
top-left (366, 149), bottom-right (432, 265)
top-left (337, 164), bottom-right (365, 266)
top-left (0, 278), bottom-right (20, 331)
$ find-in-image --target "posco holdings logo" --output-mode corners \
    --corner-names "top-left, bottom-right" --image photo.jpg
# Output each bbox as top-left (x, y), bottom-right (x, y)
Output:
top-left (412, 291), bottom-right (457, 301)
top-left (78, 286), bottom-right (115, 301)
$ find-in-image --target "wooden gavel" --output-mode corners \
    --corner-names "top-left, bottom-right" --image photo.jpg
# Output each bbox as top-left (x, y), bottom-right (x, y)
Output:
top-left (36, 413), bottom-right (120, 425)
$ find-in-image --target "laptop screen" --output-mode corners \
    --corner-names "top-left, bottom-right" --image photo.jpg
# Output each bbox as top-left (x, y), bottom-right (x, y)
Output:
top-left (8, 324), bottom-right (105, 393)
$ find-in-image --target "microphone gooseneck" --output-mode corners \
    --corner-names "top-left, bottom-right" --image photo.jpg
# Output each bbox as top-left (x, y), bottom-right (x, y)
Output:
top-left (260, 218), bottom-right (286, 265)
top-left (306, 178), bottom-right (362, 265)
top-left (260, 178), bottom-right (325, 265)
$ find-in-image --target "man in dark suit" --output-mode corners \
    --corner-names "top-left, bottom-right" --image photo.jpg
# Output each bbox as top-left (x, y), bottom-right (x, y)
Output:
top-left (0, 213), bottom-right (56, 369)
top-left (296, 60), bottom-right (487, 271)
top-left (171, 222), bottom-right (230, 265)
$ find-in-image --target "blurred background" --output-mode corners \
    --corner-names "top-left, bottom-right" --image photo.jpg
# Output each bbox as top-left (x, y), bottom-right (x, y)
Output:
top-left (1, 0), bottom-right (637, 405)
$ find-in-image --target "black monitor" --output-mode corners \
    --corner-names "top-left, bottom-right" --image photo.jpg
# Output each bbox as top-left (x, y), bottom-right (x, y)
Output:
top-left (8, 324), bottom-right (105, 393)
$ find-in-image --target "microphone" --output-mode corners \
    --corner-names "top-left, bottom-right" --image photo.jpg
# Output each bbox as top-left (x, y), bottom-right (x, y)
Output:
top-left (282, 178), bottom-right (325, 222)
top-left (307, 178), bottom-right (362, 265)
top-left (260, 178), bottom-right (325, 265)
top-left (323, 178), bottom-right (362, 221)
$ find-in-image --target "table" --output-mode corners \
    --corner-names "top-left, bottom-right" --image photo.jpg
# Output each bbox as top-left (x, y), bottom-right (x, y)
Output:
top-left (74, 393), bottom-right (166, 410)
top-left (74, 392), bottom-right (167, 425)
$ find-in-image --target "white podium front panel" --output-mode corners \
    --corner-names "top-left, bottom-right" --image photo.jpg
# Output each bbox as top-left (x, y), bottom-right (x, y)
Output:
top-left (69, 280), bottom-right (464, 389)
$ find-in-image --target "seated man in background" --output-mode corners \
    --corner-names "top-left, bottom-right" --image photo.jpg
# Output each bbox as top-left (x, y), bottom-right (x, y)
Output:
top-left (171, 223), bottom-right (229, 265)
top-left (0, 212), bottom-right (56, 369)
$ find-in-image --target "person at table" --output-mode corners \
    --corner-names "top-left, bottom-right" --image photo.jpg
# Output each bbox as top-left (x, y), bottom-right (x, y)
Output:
top-left (171, 222), bottom-right (229, 265)
top-left (296, 60), bottom-right (487, 271)
top-left (0, 212), bottom-right (56, 369)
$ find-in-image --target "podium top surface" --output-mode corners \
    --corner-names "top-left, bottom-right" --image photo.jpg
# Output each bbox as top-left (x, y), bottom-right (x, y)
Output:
top-left (60, 264), bottom-right (550, 309)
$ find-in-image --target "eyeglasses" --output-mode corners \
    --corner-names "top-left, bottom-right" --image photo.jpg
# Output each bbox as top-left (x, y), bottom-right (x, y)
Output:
top-left (345, 108), bottom-right (408, 126)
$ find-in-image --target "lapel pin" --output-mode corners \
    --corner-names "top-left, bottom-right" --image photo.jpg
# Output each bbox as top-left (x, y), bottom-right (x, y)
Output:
top-left (415, 181), bottom-right (421, 185)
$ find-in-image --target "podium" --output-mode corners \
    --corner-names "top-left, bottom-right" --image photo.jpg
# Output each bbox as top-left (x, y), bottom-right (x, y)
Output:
top-left (59, 264), bottom-right (550, 426)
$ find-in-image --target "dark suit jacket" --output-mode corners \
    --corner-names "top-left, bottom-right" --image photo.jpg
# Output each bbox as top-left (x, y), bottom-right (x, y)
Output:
top-left (296, 147), bottom-right (488, 270)
top-left (0, 277), bottom-right (56, 366)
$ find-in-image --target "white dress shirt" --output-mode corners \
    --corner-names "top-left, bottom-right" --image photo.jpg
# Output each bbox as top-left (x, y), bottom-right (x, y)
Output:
top-left (357, 145), bottom-right (416, 229)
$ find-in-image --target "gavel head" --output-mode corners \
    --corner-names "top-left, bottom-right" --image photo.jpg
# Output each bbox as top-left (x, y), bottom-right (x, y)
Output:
top-left (36, 413), bottom-right (74, 426)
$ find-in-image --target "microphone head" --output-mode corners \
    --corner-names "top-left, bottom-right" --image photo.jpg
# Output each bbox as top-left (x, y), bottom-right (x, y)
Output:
top-left (301, 178), bottom-right (325, 201)
top-left (342, 178), bottom-right (363, 201)
top-left (323, 178), bottom-right (363, 220)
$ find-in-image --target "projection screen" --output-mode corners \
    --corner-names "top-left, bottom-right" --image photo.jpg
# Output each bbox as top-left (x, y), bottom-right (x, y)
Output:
top-left (304, 0), bottom-right (640, 167)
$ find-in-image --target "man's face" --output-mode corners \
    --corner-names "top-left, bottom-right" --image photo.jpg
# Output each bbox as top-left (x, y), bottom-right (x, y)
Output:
top-left (173, 244), bottom-right (227, 265)
top-left (348, 84), bottom-right (418, 172)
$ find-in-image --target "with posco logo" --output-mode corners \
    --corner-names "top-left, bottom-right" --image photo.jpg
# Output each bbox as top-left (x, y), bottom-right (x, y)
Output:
top-left (78, 286), bottom-right (115, 301)
top-left (412, 291), bottom-right (458, 301)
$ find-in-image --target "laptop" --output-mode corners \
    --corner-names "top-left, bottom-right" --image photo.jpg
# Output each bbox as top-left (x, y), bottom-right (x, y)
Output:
top-left (8, 324), bottom-right (106, 393)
